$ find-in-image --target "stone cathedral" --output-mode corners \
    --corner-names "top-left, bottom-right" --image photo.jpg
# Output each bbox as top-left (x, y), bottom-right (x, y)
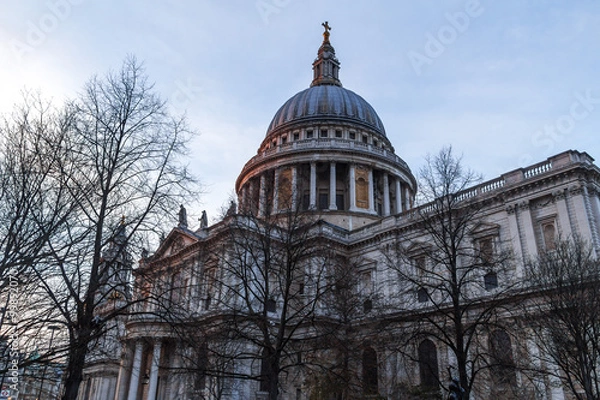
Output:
top-left (80, 24), bottom-right (600, 400)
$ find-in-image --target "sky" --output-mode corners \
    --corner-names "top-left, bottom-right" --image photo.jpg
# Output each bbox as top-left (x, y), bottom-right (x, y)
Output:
top-left (1, 0), bottom-right (599, 226)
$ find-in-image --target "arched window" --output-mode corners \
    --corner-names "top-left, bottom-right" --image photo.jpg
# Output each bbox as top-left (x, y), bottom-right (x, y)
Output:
top-left (489, 329), bottom-right (516, 386)
top-left (418, 339), bottom-right (439, 389)
top-left (542, 222), bottom-right (556, 251)
top-left (362, 347), bottom-right (378, 394)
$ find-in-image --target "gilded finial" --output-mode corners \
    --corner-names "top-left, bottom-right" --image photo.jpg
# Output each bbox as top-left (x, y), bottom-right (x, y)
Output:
top-left (322, 21), bottom-right (331, 43)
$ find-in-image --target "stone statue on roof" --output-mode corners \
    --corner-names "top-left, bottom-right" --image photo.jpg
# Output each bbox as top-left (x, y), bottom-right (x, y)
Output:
top-left (178, 204), bottom-right (188, 228)
top-left (200, 210), bottom-right (208, 229)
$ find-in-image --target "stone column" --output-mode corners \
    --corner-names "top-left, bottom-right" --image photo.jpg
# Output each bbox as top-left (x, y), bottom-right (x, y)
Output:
top-left (114, 342), bottom-right (133, 400)
top-left (310, 162), bottom-right (317, 209)
top-left (571, 186), bottom-right (598, 246)
top-left (505, 205), bottom-right (524, 273)
top-left (383, 172), bottom-right (390, 216)
top-left (291, 166), bottom-right (298, 209)
top-left (553, 190), bottom-right (573, 238)
top-left (519, 201), bottom-right (538, 258)
top-left (126, 341), bottom-right (143, 400)
top-left (395, 179), bottom-right (402, 213)
top-left (147, 341), bottom-right (162, 400)
top-left (404, 186), bottom-right (411, 211)
top-left (273, 168), bottom-right (280, 212)
top-left (329, 162), bottom-right (337, 210)
top-left (368, 168), bottom-right (375, 214)
top-left (258, 174), bottom-right (266, 217)
top-left (349, 164), bottom-right (357, 211)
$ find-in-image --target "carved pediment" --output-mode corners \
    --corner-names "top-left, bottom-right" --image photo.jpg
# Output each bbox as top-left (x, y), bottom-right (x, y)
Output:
top-left (153, 228), bottom-right (200, 259)
top-left (406, 241), bottom-right (431, 256)
top-left (470, 222), bottom-right (500, 239)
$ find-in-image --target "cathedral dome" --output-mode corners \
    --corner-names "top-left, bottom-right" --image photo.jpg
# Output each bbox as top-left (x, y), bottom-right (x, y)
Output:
top-left (236, 22), bottom-right (417, 228)
top-left (266, 85), bottom-right (386, 138)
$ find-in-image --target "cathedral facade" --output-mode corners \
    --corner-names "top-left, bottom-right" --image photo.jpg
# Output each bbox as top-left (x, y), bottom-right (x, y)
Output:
top-left (80, 26), bottom-right (600, 400)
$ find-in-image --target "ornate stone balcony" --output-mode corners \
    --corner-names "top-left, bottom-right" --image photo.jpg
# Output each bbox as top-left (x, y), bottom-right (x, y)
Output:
top-left (241, 137), bottom-right (411, 172)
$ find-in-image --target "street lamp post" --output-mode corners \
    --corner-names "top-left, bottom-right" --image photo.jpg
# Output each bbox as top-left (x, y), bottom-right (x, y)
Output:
top-left (36, 325), bottom-right (60, 400)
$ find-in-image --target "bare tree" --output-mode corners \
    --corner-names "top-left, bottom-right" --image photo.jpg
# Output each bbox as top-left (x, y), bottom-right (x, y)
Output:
top-left (383, 146), bottom-right (516, 399)
top-left (305, 255), bottom-right (378, 399)
top-left (1, 57), bottom-right (199, 400)
top-left (0, 95), bottom-right (81, 393)
top-left (525, 237), bottom-right (600, 400)
top-left (209, 191), bottom-right (334, 400)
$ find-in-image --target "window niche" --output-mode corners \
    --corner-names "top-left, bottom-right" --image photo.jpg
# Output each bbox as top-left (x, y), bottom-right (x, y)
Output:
top-left (478, 237), bottom-right (494, 265)
top-left (417, 287), bottom-right (429, 303)
top-left (484, 271), bottom-right (498, 291)
top-left (418, 339), bottom-right (440, 390)
top-left (362, 347), bottom-right (378, 395)
top-left (541, 220), bottom-right (557, 251)
top-left (265, 297), bottom-right (277, 313)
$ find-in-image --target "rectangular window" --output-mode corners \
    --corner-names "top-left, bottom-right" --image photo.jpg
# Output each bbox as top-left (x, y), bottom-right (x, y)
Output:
top-left (320, 129), bottom-right (328, 138)
top-left (302, 193), bottom-right (310, 210)
top-left (417, 288), bottom-right (429, 303)
top-left (281, 136), bottom-right (287, 144)
top-left (336, 193), bottom-right (344, 210)
top-left (414, 256), bottom-right (427, 272)
top-left (335, 130), bottom-right (343, 138)
top-left (293, 132), bottom-right (299, 141)
top-left (479, 238), bottom-right (494, 264)
top-left (484, 272), bottom-right (498, 290)
top-left (363, 298), bottom-right (373, 313)
top-left (362, 135), bottom-right (368, 144)
top-left (318, 193), bottom-right (328, 210)
top-left (306, 130), bottom-right (313, 139)
top-left (360, 270), bottom-right (373, 296)
top-left (266, 298), bottom-right (277, 312)
top-left (349, 132), bottom-right (356, 140)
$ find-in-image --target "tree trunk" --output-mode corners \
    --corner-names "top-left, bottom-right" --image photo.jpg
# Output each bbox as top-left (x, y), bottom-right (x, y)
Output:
top-left (268, 358), bottom-right (279, 400)
top-left (61, 338), bottom-right (88, 400)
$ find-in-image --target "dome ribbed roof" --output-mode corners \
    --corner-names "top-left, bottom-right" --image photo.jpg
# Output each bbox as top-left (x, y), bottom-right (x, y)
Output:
top-left (266, 85), bottom-right (386, 137)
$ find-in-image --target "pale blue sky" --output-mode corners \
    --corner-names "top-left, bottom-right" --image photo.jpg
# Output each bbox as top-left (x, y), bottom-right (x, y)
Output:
top-left (1, 1), bottom-right (599, 224)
